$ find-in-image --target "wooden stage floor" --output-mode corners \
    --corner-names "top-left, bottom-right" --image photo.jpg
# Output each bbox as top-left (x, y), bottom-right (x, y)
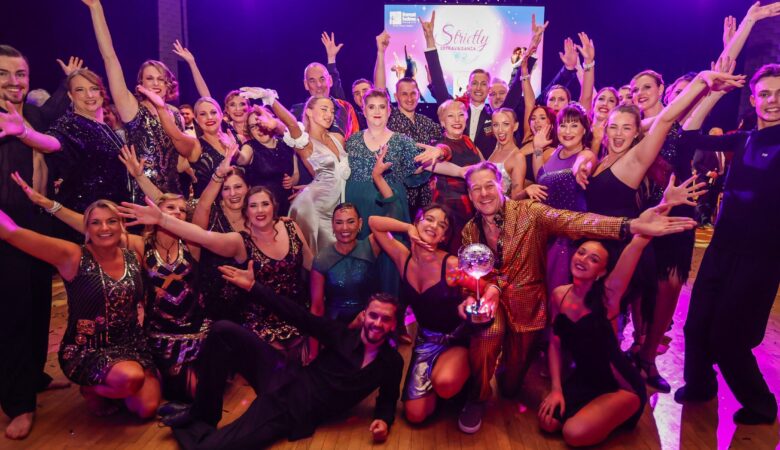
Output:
top-left (2, 227), bottom-right (779, 449)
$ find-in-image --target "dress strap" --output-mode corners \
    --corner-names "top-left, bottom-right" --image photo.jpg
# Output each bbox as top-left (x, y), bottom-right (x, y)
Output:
top-left (559, 285), bottom-right (574, 311)
top-left (402, 253), bottom-right (413, 282)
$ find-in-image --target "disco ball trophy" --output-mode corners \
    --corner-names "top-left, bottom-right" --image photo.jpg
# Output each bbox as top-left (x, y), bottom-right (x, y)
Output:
top-left (458, 243), bottom-right (496, 325)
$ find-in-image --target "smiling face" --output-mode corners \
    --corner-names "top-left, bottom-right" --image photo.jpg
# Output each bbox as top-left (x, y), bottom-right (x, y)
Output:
top-left (195, 99), bottom-right (223, 135)
top-left (618, 86), bottom-right (633, 105)
top-left (751, 75), bottom-right (780, 128)
top-left (557, 118), bottom-right (586, 150)
top-left (221, 174), bottom-right (249, 211)
top-left (247, 112), bottom-right (274, 144)
top-left (665, 79), bottom-right (689, 104)
top-left (225, 94), bottom-right (249, 124)
top-left (85, 206), bottom-right (124, 248)
top-left (304, 64), bottom-right (332, 98)
top-left (332, 206), bottom-right (361, 245)
top-left (245, 190), bottom-right (276, 229)
top-left (395, 80), bottom-right (420, 114)
top-left (362, 300), bottom-right (397, 344)
top-left (488, 81), bottom-right (508, 110)
top-left (352, 81), bottom-right (372, 108)
top-left (0, 55), bottom-right (29, 104)
top-left (140, 65), bottom-right (169, 100)
top-left (363, 95), bottom-right (390, 128)
top-left (491, 110), bottom-right (518, 146)
top-left (439, 101), bottom-right (467, 139)
top-left (467, 168), bottom-right (504, 217)
top-left (546, 87), bottom-right (569, 113)
top-left (468, 72), bottom-right (490, 105)
top-left (592, 89), bottom-right (618, 122)
top-left (68, 74), bottom-right (104, 116)
top-left (631, 75), bottom-right (663, 113)
top-left (605, 110), bottom-right (640, 154)
top-left (305, 97), bottom-right (335, 130)
top-left (415, 207), bottom-right (450, 247)
top-left (570, 241), bottom-right (608, 280)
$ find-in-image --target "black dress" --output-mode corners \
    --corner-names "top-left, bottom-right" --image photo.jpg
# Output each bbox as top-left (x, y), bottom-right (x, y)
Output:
top-left (585, 165), bottom-right (656, 316)
top-left (552, 308), bottom-right (646, 427)
top-left (46, 111), bottom-right (132, 211)
top-left (143, 239), bottom-right (208, 400)
top-left (243, 139), bottom-right (296, 216)
top-left (190, 138), bottom-right (225, 198)
top-left (58, 247), bottom-right (155, 386)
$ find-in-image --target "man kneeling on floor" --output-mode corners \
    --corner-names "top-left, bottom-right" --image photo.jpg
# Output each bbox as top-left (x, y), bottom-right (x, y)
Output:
top-left (163, 260), bottom-right (403, 449)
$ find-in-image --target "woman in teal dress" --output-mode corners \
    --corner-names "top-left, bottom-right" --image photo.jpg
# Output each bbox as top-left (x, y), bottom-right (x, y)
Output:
top-left (310, 203), bottom-right (380, 324)
top-left (344, 89), bottom-right (442, 295)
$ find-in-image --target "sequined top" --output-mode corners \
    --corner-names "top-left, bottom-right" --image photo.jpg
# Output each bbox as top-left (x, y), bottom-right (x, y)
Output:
top-left (461, 199), bottom-right (622, 332)
top-left (241, 219), bottom-right (308, 343)
top-left (62, 246), bottom-right (145, 349)
top-left (312, 239), bottom-right (378, 313)
top-left (387, 108), bottom-right (442, 146)
top-left (190, 138), bottom-right (225, 198)
top-left (646, 122), bottom-right (694, 216)
top-left (144, 238), bottom-right (205, 335)
top-left (125, 104), bottom-right (183, 194)
top-left (345, 131), bottom-right (420, 184)
top-left (537, 147), bottom-right (586, 212)
top-left (46, 111), bottom-right (131, 211)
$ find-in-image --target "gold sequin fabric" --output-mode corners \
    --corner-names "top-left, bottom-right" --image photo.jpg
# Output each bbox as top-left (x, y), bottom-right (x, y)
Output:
top-left (461, 199), bottom-right (622, 333)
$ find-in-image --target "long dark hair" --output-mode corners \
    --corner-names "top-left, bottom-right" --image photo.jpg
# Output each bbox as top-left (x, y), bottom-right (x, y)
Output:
top-left (242, 185), bottom-right (280, 240)
top-left (572, 240), bottom-right (619, 318)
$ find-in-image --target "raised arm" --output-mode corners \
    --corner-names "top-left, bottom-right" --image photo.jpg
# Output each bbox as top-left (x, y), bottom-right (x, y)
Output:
top-left (321, 32), bottom-right (347, 101)
top-left (83, 0), bottom-right (139, 122)
top-left (683, 57), bottom-right (737, 131)
top-left (628, 70), bottom-right (745, 171)
top-left (374, 31), bottom-right (391, 91)
top-left (137, 86), bottom-right (198, 160)
top-left (367, 215), bottom-right (415, 273)
top-left (421, 11), bottom-right (451, 104)
top-left (172, 40), bottom-right (211, 98)
top-left (506, 14), bottom-right (548, 110)
top-left (11, 172), bottom-right (84, 233)
top-left (721, 2), bottom-right (780, 61)
top-left (118, 144), bottom-right (164, 202)
top-left (576, 32), bottom-right (596, 114)
top-left (192, 145), bottom-right (237, 228)
top-left (0, 102), bottom-right (60, 152)
top-left (119, 197), bottom-right (245, 260)
top-left (0, 208), bottom-right (81, 281)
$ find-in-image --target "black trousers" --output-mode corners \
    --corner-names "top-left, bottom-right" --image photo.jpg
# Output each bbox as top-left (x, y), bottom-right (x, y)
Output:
top-left (0, 214), bottom-right (53, 419)
top-left (173, 321), bottom-right (291, 450)
top-left (683, 244), bottom-right (780, 417)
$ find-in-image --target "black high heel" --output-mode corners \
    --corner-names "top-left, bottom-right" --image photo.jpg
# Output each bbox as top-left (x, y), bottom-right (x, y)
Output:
top-left (635, 355), bottom-right (671, 393)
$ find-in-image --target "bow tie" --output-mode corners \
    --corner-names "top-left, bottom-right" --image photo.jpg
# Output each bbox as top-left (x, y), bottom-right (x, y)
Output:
top-left (185, 125), bottom-right (195, 130)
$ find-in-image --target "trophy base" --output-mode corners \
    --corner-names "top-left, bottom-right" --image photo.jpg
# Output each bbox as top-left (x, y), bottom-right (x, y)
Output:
top-left (466, 304), bottom-right (494, 325)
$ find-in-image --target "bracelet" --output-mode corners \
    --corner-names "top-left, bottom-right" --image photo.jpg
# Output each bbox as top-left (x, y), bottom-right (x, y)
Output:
top-left (436, 144), bottom-right (452, 162)
top-left (582, 60), bottom-right (596, 71)
top-left (211, 172), bottom-right (226, 183)
top-left (619, 217), bottom-right (632, 240)
top-left (519, 74), bottom-right (531, 82)
top-left (283, 126), bottom-right (310, 149)
top-left (19, 125), bottom-right (29, 140)
top-left (45, 201), bottom-right (63, 214)
top-left (533, 148), bottom-right (543, 157)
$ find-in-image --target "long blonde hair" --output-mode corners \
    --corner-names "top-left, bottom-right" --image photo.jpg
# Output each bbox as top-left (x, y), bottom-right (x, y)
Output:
top-left (83, 199), bottom-right (126, 245)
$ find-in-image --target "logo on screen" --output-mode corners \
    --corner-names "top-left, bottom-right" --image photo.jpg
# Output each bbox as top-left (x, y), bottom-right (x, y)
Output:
top-left (389, 11), bottom-right (403, 26)
top-left (389, 10), bottom-right (418, 27)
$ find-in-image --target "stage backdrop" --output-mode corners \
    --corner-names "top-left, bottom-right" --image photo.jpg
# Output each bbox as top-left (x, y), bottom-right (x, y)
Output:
top-left (383, 4), bottom-right (544, 103)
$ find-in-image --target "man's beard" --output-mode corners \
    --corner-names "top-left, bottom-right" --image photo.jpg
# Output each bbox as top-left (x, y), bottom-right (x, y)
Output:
top-left (362, 324), bottom-right (387, 344)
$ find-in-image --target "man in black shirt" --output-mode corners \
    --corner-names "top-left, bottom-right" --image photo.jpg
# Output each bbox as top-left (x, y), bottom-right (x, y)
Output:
top-left (675, 64), bottom-right (780, 425)
top-left (168, 260), bottom-right (404, 449)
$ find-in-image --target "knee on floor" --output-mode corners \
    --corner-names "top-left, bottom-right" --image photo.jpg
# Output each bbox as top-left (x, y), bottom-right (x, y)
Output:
top-left (562, 421), bottom-right (602, 448)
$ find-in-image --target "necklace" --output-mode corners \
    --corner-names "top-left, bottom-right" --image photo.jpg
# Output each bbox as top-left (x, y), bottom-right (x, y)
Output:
top-left (95, 249), bottom-right (124, 345)
top-left (156, 235), bottom-right (179, 264)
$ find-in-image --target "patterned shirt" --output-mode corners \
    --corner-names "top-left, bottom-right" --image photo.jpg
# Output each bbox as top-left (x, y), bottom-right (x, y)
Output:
top-left (461, 199), bottom-right (622, 333)
top-left (387, 108), bottom-right (441, 146)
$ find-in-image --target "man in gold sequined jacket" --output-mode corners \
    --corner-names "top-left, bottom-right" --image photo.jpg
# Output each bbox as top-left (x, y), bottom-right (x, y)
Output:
top-left (454, 161), bottom-right (696, 434)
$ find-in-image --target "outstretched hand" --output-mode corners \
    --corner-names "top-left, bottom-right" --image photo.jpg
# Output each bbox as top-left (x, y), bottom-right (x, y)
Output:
top-left (528, 14), bottom-right (549, 54)
top-left (136, 85), bottom-right (166, 108)
top-left (172, 40), bottom-right (195, 64)
top-left (746, 1), bottom-right (780, 22)
top-left (11, 171), bottom-right (54, 210)
top-left (575, 161), bottom-right (593, 190)
top-left (118, 197), bottom-right (163, 227)
top-left (559, 38), bottom-right (578, 70)
top-left (118, 144), bottom-right (145, 178)
top-left (372, 145), bottom-right (393, 178)
top-left (376, 30), bottom-right (391, 52)
top-left (218, 260), bottom-right (256, 292)
top-left (0, 101), bottom-right (25, 139)
top-left (663, 174), bottom-right (708, 207)
top-left (419, 10), bottom-right (436, 46)
top-left (574, 32), bottom-right (594, 64)
top-left (722, 16), bottom-right (737, 48)
top-left (414, 143), bottom-right (443, 167)
top-left (533, 124), bottom-right (553, 150)
top-left (321, 32), bottom-right (344, 62)
top-left (56, 56), bottom-right (85, 76)
top-left (631, 207), bottom-right (697, 237)
top-left (698, 70), bottom-right (746, 93)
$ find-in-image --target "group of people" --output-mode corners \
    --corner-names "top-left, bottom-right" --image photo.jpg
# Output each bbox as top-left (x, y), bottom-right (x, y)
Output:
top-left (1, 1), bottom-right (779, 448)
